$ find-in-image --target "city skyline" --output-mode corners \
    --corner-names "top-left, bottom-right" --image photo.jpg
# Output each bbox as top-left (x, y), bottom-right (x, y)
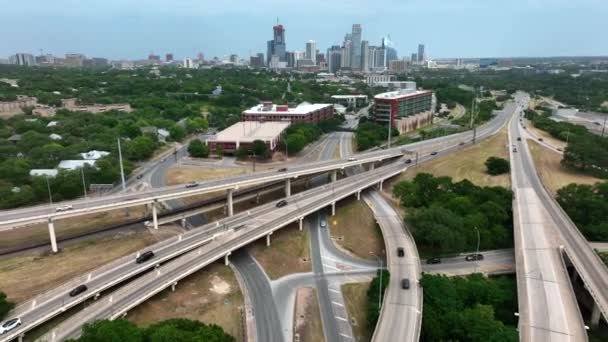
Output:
top-left (1, 0), bottom-right (607, 60)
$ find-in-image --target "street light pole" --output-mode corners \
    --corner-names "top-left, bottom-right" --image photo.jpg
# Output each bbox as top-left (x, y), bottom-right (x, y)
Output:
top-left (45, 175), bottom-right (53, 207)
top-left (81, 168), bottom-right (87, 199)
top-left (117, 138), bottom-right (126, 190)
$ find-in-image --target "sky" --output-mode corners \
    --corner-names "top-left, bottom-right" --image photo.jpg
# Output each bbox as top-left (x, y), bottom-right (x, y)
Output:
top-left (1, 0), bottom-right (607, 60)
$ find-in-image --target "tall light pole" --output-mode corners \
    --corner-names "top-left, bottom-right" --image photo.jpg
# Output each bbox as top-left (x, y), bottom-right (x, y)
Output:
top-left (117, 138), bottom-right (126, 190)
top-left (370, 252), bottom-right (384, 309)
top-left (45, 175), bottom-right (53, 208)
top-left (387, 112), bottom-right (392, 149)
top-left (602, 113), bottom-right (607, 138)
top-left (285, 139), bottom-right (289, 160)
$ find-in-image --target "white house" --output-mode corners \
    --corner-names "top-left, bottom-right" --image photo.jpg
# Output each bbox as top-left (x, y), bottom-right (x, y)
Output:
top-left (80, 150), bottom-right (110, 160)
top-left (58, 160), bottom-right (96, 170)
top-left (29, 169), bottom-right (59, 177)
top-left (49, 133), bottom-right (62, 140)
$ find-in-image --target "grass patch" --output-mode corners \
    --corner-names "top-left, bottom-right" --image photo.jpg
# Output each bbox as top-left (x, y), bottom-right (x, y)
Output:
top-left (293, 287), bottom-right (324, 342)
top-left (393, 126), bottom-right (510, 188)
top-left (248, 223), bottom-right (311, 280)
top-left (330, 197), bottom-right (384, 261)
top-left (342, 282), bottom-right (372, 342)
top-left (528, 140), bottom-right (601, 194)
top-left (127, 261), bottom-right (244, 341)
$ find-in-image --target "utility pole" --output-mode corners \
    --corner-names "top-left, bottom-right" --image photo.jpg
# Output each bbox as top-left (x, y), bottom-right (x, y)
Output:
top-left (602, 113), bottom-right (607, 138)
top-left (387, 113), bottom-right (392, 149)
top-left (45, 175), bottom-right (53, 207)
top-left (81, 168), bottom-right (87, 199)
top-left (470, 88), bottom-right (478, 143)
top-left (117, 138), bottom-right (126, 190)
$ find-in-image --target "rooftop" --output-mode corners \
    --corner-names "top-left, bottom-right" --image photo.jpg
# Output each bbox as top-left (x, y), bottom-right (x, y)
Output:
top-left (211, 121), bottom-right (290, 143)
top-left (243, 102), bottom-right (332, 115)
top-left (374, 89), bottom-right (432, 100)
top-left (331, 95), bottom-right (368, 99)
top-left (58, 160), bottom-right (96, 170)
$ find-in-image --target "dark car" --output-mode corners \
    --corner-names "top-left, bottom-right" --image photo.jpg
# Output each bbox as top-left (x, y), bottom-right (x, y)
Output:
top-left (459, 142), bottom-right (465, 146)
top-left (69, 284), bottom-right (88, 297)
top-left (538, 138), bottom-right (543, 142)
top-left (185, 181), bottom-right (198, 188)
top-left (465, 253), bottom-right (484, 262)
top-left (517, 137), bottom-right (522, 141)
top-left (136, 251), bottom-right (155, 264)
top-left (136, 174), bottom-right (144, 180)
top-left (430, 151), bottom-right (438, 156)
top-left (397, 247), bottom-right (405, 257)
top-left (277, 168), bottom-right (288, 172)
top-left (276, 200), bottom-right (288, 208)
top-left (401, 278), bottom-right (410, 290)
top-left (404, 159), bottom-right (412, 164)
top-left (426, 258), bottom-right (441, 265)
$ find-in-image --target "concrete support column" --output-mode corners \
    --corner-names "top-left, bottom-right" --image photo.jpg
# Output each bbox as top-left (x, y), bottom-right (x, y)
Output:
top-left (48, 218), bottom-right (58, 253)
top-left (331, 170), bottom-right (337, 183)
top-left (171, 282), bottom-right (177, 292)
top-left (256, 192), bottom-right (260, 204)
top-left (356, 191), bottom-right (361, 200)
top-left (591, 302), bottom-right (602, 326)
top-left (227, 189), bottom-right (234, 217)
top-left (152, 202), bottom-right (159, 230)
top-left (180, 218), bottom-right (187, 228)
top-left (379, 180), bottom-right (383, 191)
top-left (299, 217), bottom-right (304, 231)
top-left (369, 163), bottom-right (375, 171)
top-left (18, 334), bottom-right (23, 342)
top-left (225, 252), bottom-right (231, 265)
top-left (285, 178), bottom-right (291, 197)
top-left (266, 233), bottom-right (272, 247)
top-left (331, 202), bottom-right (336, 216)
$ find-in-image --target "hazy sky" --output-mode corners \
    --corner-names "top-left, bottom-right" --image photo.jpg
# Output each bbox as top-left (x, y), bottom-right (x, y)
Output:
top-left (1, 0), bottom-right (607, 60)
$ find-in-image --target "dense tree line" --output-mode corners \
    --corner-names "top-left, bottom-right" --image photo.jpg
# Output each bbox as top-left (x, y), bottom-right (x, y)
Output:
top-left (525, 109), bottom-right (608, 178)
top-left (393, 173), bottom-right (513, 256)
top-left (67, 318), bottom-right (234, 342)
top-left (454, 99), bottom-right (499, 127)
top-left (355, 121), bottom-right (399, 151)
top-left (420, 274), bottom-right (518, 342)
top-left (366, 269), bottom-right (390, 333)
top-left (281, 122), bottom-right (322, 154)
top-left (435, 86), bottom-right (474, 109)
top-left (0, 291), bottom-right (13, 320)
top-left (556, 182), bottom-right (608, 241)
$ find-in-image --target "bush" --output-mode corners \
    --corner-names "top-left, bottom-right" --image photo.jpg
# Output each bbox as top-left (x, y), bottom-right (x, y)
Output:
top-left (235, 146), bottom-right (249, 160)
top-left (366, 269), bottom-right (390, 331)
top-left (187, 140), bottom-right (209, 158)
top-left (0, 291), bottom-right (14, 320)
top-left (485, 157), bottom-right (510, 175)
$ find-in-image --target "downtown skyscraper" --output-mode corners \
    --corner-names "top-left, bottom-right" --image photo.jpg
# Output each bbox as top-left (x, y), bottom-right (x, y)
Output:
top-left (267, 23), bottom-right (286, 65)
top-left (350, 24), bottom-right (362, 70)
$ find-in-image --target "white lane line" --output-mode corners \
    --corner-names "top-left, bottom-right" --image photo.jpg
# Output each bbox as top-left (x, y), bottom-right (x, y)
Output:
top-left (332, 301), bottom-right (344, 307)
top-left (339, 333), bottom-right (353, 339)
top-left (335, 316), bottom-right (348, 321)
top-left (323, 263), bottom-right (339, 271)
top-left (328, 288), bottom-right (340, 294)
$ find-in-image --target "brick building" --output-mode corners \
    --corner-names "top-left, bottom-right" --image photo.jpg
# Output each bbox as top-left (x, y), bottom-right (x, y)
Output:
top-left (242, 102), bottom-right (334, 124)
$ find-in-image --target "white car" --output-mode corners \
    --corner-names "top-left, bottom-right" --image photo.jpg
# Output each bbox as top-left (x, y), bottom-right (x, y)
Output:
top-left (320, 220), bottom-right (327, 228)
top-left (0, 318), bottom-right (21, 334)
top-left (55, 204), bottom-right (73, 212)
top-left (347, 157), bottom-right (357, 161)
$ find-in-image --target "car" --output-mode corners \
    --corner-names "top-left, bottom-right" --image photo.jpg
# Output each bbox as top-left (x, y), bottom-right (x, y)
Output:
top-left (404, 159), bottom-right (412, 164)
top-left (397, 247), bottom-right (405, 257)
top-left (0, 318), bottom-right (21, 334)
top-left (513, 148), bottom-right (517, 152)
top-left (55, 204), bottom-right (73, 212)
top-left (465, 253), bottom-right (484, 261)
top-left (517, 137), bottom-right (522, 141)
top-left (594, 121), bottom-right (601, 126)
top-left (459, 142), bottom-right (465, 146)
top-left (276, 199), bottom-right (288, 208)
top-left (185, 181), bottom-right (198, 188)
top-left (523, 126), bottom-right (527, 129)
top-left (136, 174), bottom-right (144, 180)
top-left (538, 138), bottom-right (543, 142)
top-left (136, 251), bottom-right (155, 264)
top-left (161, 158), bottom-right (166, 162)
top-left (320, 220), bottom-right (327, 228)
top-left (401, 278), bottom-right (410, 289)
top-left (557, 148), bottom-right (562, 151)
top-left (69, 284), bottom-right (88, 297)
top-left (277, 168), bottom-right (288, 172)
top-left (347, 157), bottom-right (357, 161)
top-left (430, 151), bottom-right (438, 156)
top-left (426, 258), bottom-right (441, 264)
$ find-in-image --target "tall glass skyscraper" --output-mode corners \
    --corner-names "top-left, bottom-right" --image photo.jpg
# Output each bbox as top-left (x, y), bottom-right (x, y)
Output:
top-left (351, 24), bottom-right (362, 70)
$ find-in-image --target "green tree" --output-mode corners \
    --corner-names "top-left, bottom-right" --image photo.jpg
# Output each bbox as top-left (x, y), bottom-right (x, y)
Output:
top-left (168, 125), bottom-right (186, 142)
top-left (187, 140), bottom-right (209, 158)
top-left (215, 144), bottom-right (224, 158)
top-left (185, 117), bottom-right (209, 133)
top-left (252, 140), bottom-right (269, 158)
top-left (126, 135), bottom-right (157, 160)
top-left (235, 146), bottom-right (249, 160)
top-left (485, 157), bottom-right (510, 175)
top-left (0, 291), bottom-right (14, 320)
top-left (71, 319), bottom-right (142, 342)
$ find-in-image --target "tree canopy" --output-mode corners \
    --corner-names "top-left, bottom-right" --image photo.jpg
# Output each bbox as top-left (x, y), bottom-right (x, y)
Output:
top-left (187, 139), bottom-right (209, 158)
top-left (556, 182), bottom-right (608, 241)
top-left (0, 291), bottom-right (14, 320)
top-left (485, 157), bottom-right (510, 175)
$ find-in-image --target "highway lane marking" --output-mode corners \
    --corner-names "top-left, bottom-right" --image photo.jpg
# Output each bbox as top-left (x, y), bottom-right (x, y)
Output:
top-left (332, 301), bottom-right (344, 307)
top-left (323, 263), bottom-right (339, 271)
top-left (339, 333), bottom-right (353, 339)
top-left (335, 315), bottom-right (348, 321)
top-left (328, 288), bottom-right (340, 294)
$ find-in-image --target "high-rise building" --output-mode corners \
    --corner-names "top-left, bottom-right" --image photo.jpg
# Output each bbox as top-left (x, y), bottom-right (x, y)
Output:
top-left (10, 53), bottom-right (36, 66)
top-left (183, 58), bottom-right (194, 69)
top-left (65, 53), bottom-right (85, 67)
top-left (229, 54), bottom-right (239, 64)
top-left (166, 53), bottom-right (174, 62)
top-left (389, 59), bottom-right (408, 74)
top-left (327, 46), bottom-right (342, 74)
top-left (250, 54), bottom-right (265, 68)
top-left (382, 37), bottom-right (398, 66)
top-left (411, 53), bottom-right (418, 63)
top-left (361, 40), bottom-right (370, 72)
top-left (350, 24), bottom-right (362, 70)
top-left (342, 39), bottom-right (352, 69)
top-left (305, 40), bottom-right (316, 64)
top-left (197, 52), bottom-right (205, 63)
top-left (266, 23), bottom-right (287, 64)
top-left (148, 53), bottom-right (160, 62)
top-left (315, 52), bottom-right (326, 66)
top-left (418, 44), bottom-right (425, 62)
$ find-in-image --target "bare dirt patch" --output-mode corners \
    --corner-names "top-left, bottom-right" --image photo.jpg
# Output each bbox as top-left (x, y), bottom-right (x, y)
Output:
top-left (528, 140), bottom-right (602, 194)
top-left (0, 229), bottom-right (157, 303)
top-left (330, 197), bottom-right (384, 261)
top-left (248, 223), bottom-right (311, 280)
top-left (342, 282), bottom-right (372, 342)
top-left (392, 126), bottom-right (511, 188)
top-left (293, 287), bottom-right (325, 342)
top-left (128, 261), bottom-right (245, 341)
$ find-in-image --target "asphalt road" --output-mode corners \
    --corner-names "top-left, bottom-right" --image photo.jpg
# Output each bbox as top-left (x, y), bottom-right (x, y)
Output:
top-left (509, 94), bottom-right (588, 342)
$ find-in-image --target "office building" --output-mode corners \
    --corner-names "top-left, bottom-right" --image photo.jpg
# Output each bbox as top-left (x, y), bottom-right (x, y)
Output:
top-left (148, 54), bottom-right (161, 62)
top-left (267, 23), bottom-right (287, 64)
top-left (242, 102), bottom-right (334, 124)
top-left (372, 85), bottom-right (434, 133)
top-left (166, 53), bottom-right (174, 62)
top-left (250, 54), bottom-right (265, 68)
top-left (183, 58), bottom-right (195, 69)
top-left (327, 46), bottom-right (342, 74)
top-left (366, 74), bottom-right (395, 86)
top-left (207, 121), bottom-right (290, 154)
top-left (305, 40), bottom-right (317, 64)
top-left (350, 24), bottom-right (362, 70)
top-left (64, 54), bottom-right (85, 67)
top-left (418, 44), bottom-right (425, 62)
top-left (361, 40), bottom-right (370, 72)
top-left (411, 53), bottom-right (418, 64)
top-left (389, 59), bottom-right (408, 74)
top-left (331, 95), bottom-right (368, 109)
top-left (229, 54), bottom-right (239, 64)
top-left (315, 52), bottom-right (326, 66)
